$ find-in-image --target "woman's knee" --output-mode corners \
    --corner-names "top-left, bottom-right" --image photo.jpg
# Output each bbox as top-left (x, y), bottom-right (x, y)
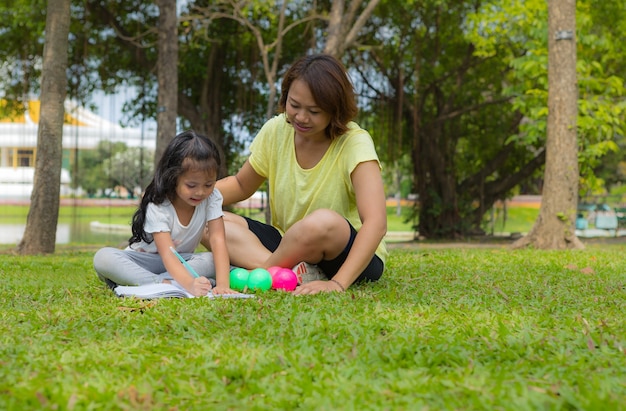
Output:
top-left (223, 211), bottom-right (247, 225)
top-left (203, 211), bottom-right (247, 248)
top-left (293, 209), bottom-right (350, 245)
top-left (303, 209), bottom-right (345, 231)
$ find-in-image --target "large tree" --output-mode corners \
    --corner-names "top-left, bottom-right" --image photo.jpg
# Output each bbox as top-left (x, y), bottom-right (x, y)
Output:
top-left (512, 0), bottom-right (584, 249)
top-left (3, 0), bottom-right (625, 245)
top-left (352, 0), bottom-right (545, 238)
top-left (16, 0), bottom-right (71, 254)
top-left (350, 0), bottom-right (625, 239)
top-left (155, 0), bottom-right (179, 164)
top-left (324, 0), bottom-right (381, 58)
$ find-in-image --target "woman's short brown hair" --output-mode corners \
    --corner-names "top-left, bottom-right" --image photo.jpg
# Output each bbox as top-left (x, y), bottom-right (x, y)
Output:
top-left (278, 54), bottom-right (358, 140)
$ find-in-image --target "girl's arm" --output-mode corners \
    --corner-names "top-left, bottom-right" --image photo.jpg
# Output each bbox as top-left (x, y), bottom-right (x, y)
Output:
top-left (216, 160), bottom-right (265, 206)
top-left (205, 216), bottom-right (238, 294)
top-left (326, 160), bottom-right (388, 289)
top-left (153, 231), bottom-right (212, 296)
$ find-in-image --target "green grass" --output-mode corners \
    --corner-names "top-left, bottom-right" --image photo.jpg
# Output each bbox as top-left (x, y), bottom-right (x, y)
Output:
top-left (1, 204), bottom-right (540, 235)
top-left (0, 205), bottom-right (136, 225)
top-left (385, 205), bottom-right (542, 234)
top-left (1, 246), bottom-right (626, 410)
top-left (486, 206), bottom-right (541, 234)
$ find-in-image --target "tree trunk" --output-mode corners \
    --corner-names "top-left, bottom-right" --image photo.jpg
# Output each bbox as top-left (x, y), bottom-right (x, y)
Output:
top-left (415, 124), bottom-right (462, 238)
top-left (155, 0), bottom-right (179, 165)
top-left (512, 0), bottom-right (583, 250)
top-left (324, 0), bottom-right (381, 58)
top-left (16, 0), bottom-right (70, 255)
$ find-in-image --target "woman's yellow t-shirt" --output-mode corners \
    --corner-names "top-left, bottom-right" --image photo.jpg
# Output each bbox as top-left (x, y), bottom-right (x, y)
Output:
top-left (248, 114), bottom-right (388, 264)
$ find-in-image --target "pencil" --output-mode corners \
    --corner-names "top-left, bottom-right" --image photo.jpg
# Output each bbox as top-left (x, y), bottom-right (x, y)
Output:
top-left (169, 246), bottom-right (200, 278)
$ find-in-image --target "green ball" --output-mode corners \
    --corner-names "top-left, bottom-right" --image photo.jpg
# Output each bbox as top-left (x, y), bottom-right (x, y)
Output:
top-left (229, 268), bottom-right (249, 291)
top-left (247, 268), bottom-right (272, 292)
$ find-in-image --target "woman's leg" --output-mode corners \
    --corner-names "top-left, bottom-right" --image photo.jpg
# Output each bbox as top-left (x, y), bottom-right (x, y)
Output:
top-left (315, 223), bottom-right (384, 282)
top-left (266, 209), bottom-right (351, 269)
top-left (206, 209), bottom-right (350, 271)
top-left (202, 212), bottom-right (273, 269)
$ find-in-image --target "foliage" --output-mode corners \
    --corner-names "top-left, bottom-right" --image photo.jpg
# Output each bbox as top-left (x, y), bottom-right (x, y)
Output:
top-left (102, 146), bottom-right (154, 196)
top-left (358, 0), bottom-right (626, 238)
top-left (1, 247), bottom-right (626, 409)
top-left (0, 0), bottom-right (47, 103)
top-left (355, 0), bottom-right (541, 237)
top-left (471, 0), bottom-right (626, 196)
top-left (73, 141), bottom-right (153, 197)
top-left (382, 153), bottom-right (413, 199)
top-left (2, 0), bottom-right (626, 240)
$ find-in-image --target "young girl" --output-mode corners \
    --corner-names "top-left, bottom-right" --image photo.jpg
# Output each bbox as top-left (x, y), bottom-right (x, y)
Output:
top-left (207, 54), bottom-right (388, 294)
top-left (93, 130), bottom-right (236, 297)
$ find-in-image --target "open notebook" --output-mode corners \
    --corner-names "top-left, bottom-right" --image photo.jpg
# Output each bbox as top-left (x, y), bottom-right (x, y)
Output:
top-left (114, 282), bottom-right (255, 300)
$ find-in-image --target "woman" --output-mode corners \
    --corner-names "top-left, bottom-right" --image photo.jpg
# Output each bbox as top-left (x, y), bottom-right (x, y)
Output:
top-left (208, 54), bottom-right (387, 294)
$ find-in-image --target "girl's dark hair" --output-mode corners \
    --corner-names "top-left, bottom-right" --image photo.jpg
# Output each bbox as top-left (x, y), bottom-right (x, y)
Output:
top-left (129, 130), bottom-right (222, 245)
top-left (278, 54), bottom-right (358, 140)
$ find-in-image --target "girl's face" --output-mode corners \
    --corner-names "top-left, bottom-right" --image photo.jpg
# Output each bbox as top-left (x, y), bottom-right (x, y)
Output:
top-left (285, 79), bottom-right (331, 141)
top-left (174, 168), bottom-right (217, 209)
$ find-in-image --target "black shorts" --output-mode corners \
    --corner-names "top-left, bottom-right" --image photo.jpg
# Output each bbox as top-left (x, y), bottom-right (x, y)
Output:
top-left (244, 217), bottom-right (383, 283)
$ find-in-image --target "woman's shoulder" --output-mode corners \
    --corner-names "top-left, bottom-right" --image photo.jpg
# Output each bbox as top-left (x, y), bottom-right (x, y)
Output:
top-left (337, 122), bottom-right (375, 146)
top-left (253, 114), bottom-right (291, 148)
top-left (346, 121), bottom-right (369, 135)
top-left (261, 114), bottom-right (290, 132)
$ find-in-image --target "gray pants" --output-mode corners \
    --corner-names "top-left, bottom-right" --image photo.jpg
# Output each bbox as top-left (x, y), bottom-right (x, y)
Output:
top-left (93, 247), bottom-right (216, 287)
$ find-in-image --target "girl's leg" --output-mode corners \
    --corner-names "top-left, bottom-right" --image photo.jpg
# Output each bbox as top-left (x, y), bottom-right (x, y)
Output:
top-left (183, 251), bottom-right (216, 279)
top-left (266, 209), bottom-right (351, 269)
top-left (93, 247), bottom-right (167, 286)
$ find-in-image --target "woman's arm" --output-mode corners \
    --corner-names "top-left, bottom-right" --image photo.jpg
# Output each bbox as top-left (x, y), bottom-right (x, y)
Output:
top-left (217, 160), bottom-right (266, 206)
top-left (327, 160), bottom-right (387, 289)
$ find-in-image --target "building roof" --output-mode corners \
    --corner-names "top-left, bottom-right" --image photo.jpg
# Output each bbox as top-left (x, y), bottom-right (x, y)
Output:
top-left (0, 99), bottom-right (156, 150)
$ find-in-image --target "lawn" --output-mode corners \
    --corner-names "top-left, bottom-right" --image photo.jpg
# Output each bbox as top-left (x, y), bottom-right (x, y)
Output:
top-left (0, 204), bottom-right (541, 235)
top-left (1, 245), bottom-right (625, 410)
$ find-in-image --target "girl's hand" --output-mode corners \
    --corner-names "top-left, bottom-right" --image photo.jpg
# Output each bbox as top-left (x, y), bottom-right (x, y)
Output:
top-left (211, 284), bottom-right (239, 295)
top-left (190, 277), bottom-right (213, 296)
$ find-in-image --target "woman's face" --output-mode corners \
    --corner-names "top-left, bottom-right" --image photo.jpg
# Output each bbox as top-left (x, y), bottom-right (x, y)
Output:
top-left (285, 79), bottom-right (331, 141)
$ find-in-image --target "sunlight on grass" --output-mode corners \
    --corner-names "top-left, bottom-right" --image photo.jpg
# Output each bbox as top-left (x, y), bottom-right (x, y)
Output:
top-left (1, 246), bottom-right (625, 409)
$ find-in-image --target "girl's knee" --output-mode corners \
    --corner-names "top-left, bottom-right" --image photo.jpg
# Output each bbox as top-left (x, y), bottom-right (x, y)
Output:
top-left (93, 247), bottom-right (120, 272)
top-left (93, 247), bottom-right (110, 268)
top-left (189, 252), bottom-right (216, 277)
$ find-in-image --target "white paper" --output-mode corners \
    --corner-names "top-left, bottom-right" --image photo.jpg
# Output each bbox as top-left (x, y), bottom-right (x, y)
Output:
top-left (114, 282), bottom-right (254, 300)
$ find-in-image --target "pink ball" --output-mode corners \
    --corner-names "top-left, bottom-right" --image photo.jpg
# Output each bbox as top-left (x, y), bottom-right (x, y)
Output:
top-left (271, 268), bottom-right (298, 291)
top-left (267, 266), bottom-right (283, 277)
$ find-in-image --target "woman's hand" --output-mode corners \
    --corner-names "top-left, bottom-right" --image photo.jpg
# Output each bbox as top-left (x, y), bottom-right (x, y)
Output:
top-left (293, 279), bottom-right (345, 295)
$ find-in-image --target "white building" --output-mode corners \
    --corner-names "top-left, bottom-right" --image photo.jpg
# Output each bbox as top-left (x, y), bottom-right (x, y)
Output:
top-left (0, 99), bottom-right (155, 197)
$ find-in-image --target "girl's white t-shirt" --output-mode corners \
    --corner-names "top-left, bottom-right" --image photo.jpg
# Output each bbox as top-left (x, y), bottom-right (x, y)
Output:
top-left (127, 188), bottom-right (224, 254)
